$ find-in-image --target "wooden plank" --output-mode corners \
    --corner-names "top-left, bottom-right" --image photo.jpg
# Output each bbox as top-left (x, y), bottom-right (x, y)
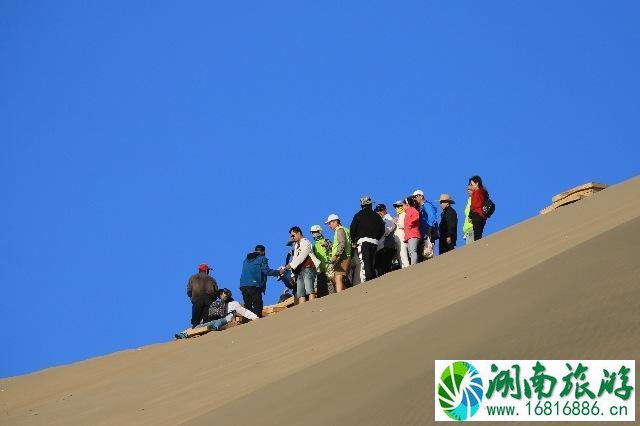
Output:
top-left (184, 327), bottom-right (212, 337)
top-left (540, 185), bottom-right (605, 215)
top-left (262, 297), bottom-right (296, 317)
top-left (179, 317), bottom-right (240, 338)
top-left (540, 204), bottom-right (555, 215)
top-left (551, 189), bottom-right (596, 209)
top-left (552, 182), bottom-right (607, 203)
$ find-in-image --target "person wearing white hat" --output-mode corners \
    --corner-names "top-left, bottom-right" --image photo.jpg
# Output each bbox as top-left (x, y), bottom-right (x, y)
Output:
top-left (325, 214), bottom-right (351, 292)
top-left (392, 200), bottom-right (410, 268)
top-left (310, 224), bottom-right (331, 297)
top-left (412, 189), bottom-right (439, 261)
top-left (438, 194), bottom-right (458, 254)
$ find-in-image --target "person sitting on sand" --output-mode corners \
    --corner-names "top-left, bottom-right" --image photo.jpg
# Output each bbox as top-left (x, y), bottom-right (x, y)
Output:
top-left (175, 288), bottom-right (258, 339)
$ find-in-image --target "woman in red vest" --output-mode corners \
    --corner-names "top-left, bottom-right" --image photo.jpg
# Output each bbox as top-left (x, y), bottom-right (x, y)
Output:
top-left (403, 197), bottom-right (421, 265)
top-left (468, 175), bottom-right (489, 240)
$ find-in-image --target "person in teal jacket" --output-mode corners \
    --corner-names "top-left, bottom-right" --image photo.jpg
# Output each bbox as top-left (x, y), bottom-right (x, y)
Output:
top-left (239, 244), bottom-right (281, 317)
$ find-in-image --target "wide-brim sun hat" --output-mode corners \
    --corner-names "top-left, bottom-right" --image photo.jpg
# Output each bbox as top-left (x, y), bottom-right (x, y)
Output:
top-left (439, 193), bottom-right (455, 204)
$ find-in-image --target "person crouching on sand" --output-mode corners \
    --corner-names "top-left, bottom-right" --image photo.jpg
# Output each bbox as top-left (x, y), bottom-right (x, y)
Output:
top-left (175, 289), bottom-right (258, 339)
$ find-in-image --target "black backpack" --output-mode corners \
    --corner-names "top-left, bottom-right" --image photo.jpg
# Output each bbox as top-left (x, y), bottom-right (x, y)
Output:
top-left (482, 197), bottom-right (496, 218)
top-left (207, 300), bottom-right (227, 320)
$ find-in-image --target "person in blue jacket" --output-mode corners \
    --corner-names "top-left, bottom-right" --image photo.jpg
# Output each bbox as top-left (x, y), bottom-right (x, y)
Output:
top-left (239, 244), bottom-right (281, 317)
top-left (412, 189), bottom-right (439, 261)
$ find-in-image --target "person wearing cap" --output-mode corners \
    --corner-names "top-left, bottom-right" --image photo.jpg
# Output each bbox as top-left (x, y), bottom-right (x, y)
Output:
top-left (310, 225), bottom-right (332, 297)
top-left (280, 226), bottom-right (320, 303)
top-left (175, 288), bottom-right (259, 339)
top-left (325, 214), bottom-right (351, 293)
top-left (438, 194), bottom-right (458, 254)
top-left (278, 239), bottom-right (296, 292)
top-left (403, 197), bottom-right (422, 265)
top-left (350, 196), bottom-right (385, 283)
top-left (374, 204), bottom-right (397, 277)
top-left (239, 245), bottom-right (282, 317)
top-left (412, 189), bottom-right (439, 261)
top-left (392, 200), bottom-right (410, 269)
top-left (186, 264), bottom-right (218, 328)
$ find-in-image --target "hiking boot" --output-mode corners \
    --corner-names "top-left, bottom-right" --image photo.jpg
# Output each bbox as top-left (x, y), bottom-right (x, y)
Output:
top-left (174, 331), bottom-right (188, 339)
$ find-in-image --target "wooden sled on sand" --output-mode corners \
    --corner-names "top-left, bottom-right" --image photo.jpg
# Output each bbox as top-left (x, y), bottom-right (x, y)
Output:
top-left (540, 182), bottom-right (607, 215)
top-left (175, 296), bottom-right (296, 339)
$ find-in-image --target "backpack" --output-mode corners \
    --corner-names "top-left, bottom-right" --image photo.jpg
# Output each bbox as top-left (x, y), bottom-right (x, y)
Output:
top-left (482, 197), bottom-right (496, 218)
top-left (207, 300), bottom-right (227, 320)
top-left (430, 222), bottom-right (439, 241)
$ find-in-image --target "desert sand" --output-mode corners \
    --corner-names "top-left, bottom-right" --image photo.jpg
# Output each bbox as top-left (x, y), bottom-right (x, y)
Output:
top-left (1, 176), bottom-right (639, 425)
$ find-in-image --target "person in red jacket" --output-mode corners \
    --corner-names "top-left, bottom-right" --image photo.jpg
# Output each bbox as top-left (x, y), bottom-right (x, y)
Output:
top-left (468, 175), bottom-right (489, 240)
top-left (403, 197), bottom-right (421, 265)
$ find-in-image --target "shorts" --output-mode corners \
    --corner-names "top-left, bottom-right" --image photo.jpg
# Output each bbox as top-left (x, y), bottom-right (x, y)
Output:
top-left (296, 267), bottom-right (317, 298)
top-left (332, 258), bottom-right (350, 276)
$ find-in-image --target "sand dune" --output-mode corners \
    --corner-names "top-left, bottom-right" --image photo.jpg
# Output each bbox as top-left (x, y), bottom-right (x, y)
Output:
top-left (2, 176), bottom-right (639, 425)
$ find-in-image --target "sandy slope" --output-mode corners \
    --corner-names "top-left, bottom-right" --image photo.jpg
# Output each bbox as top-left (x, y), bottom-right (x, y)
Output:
top-left (1, 176), bottom-right (639, 425)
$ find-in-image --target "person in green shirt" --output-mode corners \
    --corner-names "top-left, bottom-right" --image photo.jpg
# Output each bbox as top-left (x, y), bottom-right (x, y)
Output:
top-left (325, 214), bottom-right (352, 293)
top-left (463, 186), bottom-right (474, 244)
top-left (310, 224), bottom-right (332, 297)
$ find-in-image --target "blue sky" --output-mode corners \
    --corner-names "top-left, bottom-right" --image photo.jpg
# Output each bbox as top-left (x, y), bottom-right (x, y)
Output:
top-left (1, 1), bottom-right (638, 377)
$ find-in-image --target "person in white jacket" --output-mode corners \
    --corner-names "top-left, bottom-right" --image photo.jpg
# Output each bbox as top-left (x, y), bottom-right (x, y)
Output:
top-left (393, 200), bottom-right (410, 268)
top-left (280, 226), bottom-right (319, 303)
top-left (174, 289), bottom-right (258, 339)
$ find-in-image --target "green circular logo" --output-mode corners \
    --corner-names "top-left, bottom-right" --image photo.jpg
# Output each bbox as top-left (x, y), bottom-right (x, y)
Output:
top-left (438, 361), bottom-right (484, 421)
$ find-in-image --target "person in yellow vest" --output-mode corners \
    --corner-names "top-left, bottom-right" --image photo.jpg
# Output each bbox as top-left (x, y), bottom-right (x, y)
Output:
top-left (325, 214), bottom-right (351, 293)
top-left (463, 187), bottom-right (474, 244)
top-left (310, 224), bottom-right (332, 297)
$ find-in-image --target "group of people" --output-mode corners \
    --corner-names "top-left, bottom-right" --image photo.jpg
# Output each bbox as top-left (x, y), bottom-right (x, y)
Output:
top-left (175, 176), bottom-right (493, 338)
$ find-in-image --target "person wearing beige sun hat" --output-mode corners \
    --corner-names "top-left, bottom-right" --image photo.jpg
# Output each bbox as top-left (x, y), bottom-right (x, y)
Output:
top-left (438, 193), bottom-right (458, 255)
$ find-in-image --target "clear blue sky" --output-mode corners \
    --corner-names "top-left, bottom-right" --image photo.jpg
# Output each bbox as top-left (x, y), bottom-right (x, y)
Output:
top-left (1, 1), bottom-right (638, 377)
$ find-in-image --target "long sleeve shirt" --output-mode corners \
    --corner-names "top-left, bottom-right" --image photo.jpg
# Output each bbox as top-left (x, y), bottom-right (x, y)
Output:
top-left (439, 205), bottom-right (458, 243)
top-left (470, 189), bottom-right (487, 218)
top-left (394, 211), bottom-right (406, 241)
top-left (288, 238), bottom-right (314, 271)
top-left (403, 206), bottom-right (421, 241)
top-left (463, 197), bottom-right (473, 235)
top-left (378, 213), bottom-right (397, 250)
